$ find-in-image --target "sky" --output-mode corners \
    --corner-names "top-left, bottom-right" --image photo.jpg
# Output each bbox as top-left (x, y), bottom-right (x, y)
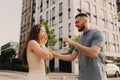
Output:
top-left (0, 0), bottom-right (22, 47)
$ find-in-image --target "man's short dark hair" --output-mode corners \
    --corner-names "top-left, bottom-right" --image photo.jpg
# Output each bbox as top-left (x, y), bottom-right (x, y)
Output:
top-left (75, 13), bottom-right (88, 18)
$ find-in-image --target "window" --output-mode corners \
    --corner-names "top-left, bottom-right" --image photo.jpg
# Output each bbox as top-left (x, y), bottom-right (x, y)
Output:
top-left (102, 0), bottom-right (107, 7)
top-left (33, 13), bottom-right (35, 19)
top-left (68, 9), bottom-right (71, 19)
top-left (59, 15), bottom-right (62, 23)
top-left (68, 23), bottom-right (71, 33)
top-left (105, 11), bottom-right (108, 28)
top-left (52, 7), bottom-right (55, 26)
top-left (92, 16), bottom-right (97, 25)
top-left (101, 9), bottom-right (105, 19)
top-left (40, 0), bottom-right (43, 12)
top-left (59, 2), bottom-right (63, 23)
top-left (46, 0), bottom-right (49, 8)
top-left (52, 18), bottom-right (55, 26)
top-left (52, 7), bottom-right (55, 17)
top-left (116, 35), bottom-right (119, 52)
top-left (39, 16), bottom-right (42, 22)
top-left (78, 0), bottom-right (81, 9)
top-left (92, 5), bottom-right (96, 15)
top-left (85, 1), bottom-right (91, 22)
top-left (68, 0), bottom-right (71, 19)
top-left (108, 2), bottom-right (112, 10)
top-left (59, 26), bottom-right (63, 38)
top-left (59, 2), bottom-right (63, 14)
top-left (59, 26), bottom-right (63, 49)
top-left (46, 11), bottom-right (49, 22)
top-left (68, 23), bottom-right (71, 38)
top-left (103, 31), bottom-right (108, 51)
top-left (92, 5), bottom-right (97, 24)
top-left (52, 0), bottom-right (55, 4)
top-left (85, 1), bottom-right (90, 13)
top-left (68, 0), bottom-right (70, 8)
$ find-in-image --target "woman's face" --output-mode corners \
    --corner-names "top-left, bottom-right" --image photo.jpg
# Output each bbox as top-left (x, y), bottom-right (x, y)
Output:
top-left (39, 27), bottom-right (46, 35)
top-left (39, 26), bottom-right (47, 39)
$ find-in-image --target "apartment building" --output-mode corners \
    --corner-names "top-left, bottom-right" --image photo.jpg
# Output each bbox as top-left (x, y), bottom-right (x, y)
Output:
top-left (19, 0), bottom-right (35, 56)
top-left (1, 42), bottom-right (19, 58)
top-left (20, 0), bottom-right (120, 73)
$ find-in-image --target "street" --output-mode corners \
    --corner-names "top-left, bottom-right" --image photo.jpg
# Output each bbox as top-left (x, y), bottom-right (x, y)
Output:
top-left (108, 77), bottom-right (120, 80)
top-left (0, 70), bottom-right (120, 80)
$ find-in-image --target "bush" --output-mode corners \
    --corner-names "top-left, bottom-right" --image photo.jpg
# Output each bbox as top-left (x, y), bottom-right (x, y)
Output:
top-left (116, 64), bottom-right (120, 68)
top-left (12, 58), bottom-right (23, 65)
top-left (46, 66), bottom-right (50, 74)
top-left (0, 63), bottom-right (12, 70)
top-left (13, 64), bottom-right (28, 72)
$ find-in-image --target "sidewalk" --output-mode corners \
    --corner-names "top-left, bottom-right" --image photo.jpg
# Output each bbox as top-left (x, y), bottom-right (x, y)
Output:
top-left (0, 70), bottom-right (27, 80)
top-left (0, 70), bottom-right (77, 80)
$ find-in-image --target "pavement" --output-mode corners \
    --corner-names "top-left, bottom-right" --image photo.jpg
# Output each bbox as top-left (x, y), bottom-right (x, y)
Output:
top-left (0, 70), bottom-right (77, 80)
top-left (0, 70), bottom-right (26, 80)
top-left (0, 70), bottom-right (120, 80)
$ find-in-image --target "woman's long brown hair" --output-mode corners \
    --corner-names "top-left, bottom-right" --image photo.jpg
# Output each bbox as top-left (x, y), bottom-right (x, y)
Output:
top-left (21, 24), bottom-right (43, 65)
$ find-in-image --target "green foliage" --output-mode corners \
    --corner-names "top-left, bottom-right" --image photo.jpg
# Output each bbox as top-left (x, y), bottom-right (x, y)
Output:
top-left (1, 48), bottom-right (16, 64)
top-left (0, 63), bottom-right (12, 70)
top-left (115, 12), bottom-right (120, 21)
top-left (12, 58), bottom-right (23, 65)
top-left (40, 20), bottom-right (57, 48)
top-left (40, 20), bottom-right (57, 74)
top-left (117, 11), bottom-right (120, 21)
top-left (45, 66), bottom-right (50, 74)
top-left (13, 64), bottom-right (28, 72)
top-left (68, 35), bottom-right (80, 53)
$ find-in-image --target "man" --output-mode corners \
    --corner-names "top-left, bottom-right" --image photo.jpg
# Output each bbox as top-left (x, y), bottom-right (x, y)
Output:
top-left (53, 13), bottom-right (107, 80)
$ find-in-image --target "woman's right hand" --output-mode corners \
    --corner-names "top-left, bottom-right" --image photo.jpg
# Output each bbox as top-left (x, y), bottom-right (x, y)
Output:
top-left (39, 33), bottom-right (48, 46)
top-left (48, 49), bottom-right (54, 60)
top-left (48, 49), bottom-right (56, 58)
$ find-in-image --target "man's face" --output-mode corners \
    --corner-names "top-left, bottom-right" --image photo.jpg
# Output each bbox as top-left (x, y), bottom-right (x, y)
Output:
top-left (75, 17), bottom-right (85, 32)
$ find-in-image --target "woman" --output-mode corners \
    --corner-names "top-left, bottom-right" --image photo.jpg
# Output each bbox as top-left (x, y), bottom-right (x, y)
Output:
top-left (21, 24), bottom-right (53, 80)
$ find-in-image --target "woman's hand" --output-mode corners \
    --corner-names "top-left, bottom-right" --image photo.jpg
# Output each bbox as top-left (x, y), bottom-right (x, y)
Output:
top-left (48, 49), bottom-right (54, 60)
top-left (48, 49), bottom-right (56, 57)
top-left (39, 33), bottom-right (48, 46)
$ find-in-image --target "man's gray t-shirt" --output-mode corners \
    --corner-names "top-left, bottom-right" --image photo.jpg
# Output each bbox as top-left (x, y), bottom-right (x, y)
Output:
top-left (74, 28), bottom-right (107, 80)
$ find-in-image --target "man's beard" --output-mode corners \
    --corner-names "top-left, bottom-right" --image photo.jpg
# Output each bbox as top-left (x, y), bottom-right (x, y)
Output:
top-left (78, 25), bottom-right (85, 32)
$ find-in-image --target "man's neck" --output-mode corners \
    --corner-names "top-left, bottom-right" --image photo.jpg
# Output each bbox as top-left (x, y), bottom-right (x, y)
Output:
top-left (83, 25), bottom-right (90, 33)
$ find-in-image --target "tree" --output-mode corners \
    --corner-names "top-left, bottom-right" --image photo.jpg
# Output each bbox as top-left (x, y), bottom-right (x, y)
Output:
top-left (68, 35), bottom-right (80, 53)
top-left (1, 48), bottom-right (16, 64)
top-left (117, 11), bottom-right (120, 21)
top-left (40, 20), bottom-right (57, 49)
top-left (40, 20), bottom-right (57, 73)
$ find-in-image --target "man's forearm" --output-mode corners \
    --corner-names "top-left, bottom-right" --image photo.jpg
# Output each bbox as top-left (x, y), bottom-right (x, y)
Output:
top-left (73, 42), bottom-right (98, 58)
top-left (54, 53), bottom-right (74, 61)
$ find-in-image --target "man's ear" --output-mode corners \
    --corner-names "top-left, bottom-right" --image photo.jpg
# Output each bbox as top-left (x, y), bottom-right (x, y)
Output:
top-left (84, 18), bottom-right (88, 24)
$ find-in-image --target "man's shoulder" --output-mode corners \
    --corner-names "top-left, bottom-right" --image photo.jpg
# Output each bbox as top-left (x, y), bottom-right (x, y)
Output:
top-left (92, 28), bottom-right (100, 31)
top-left (91, 28), bottom-right (102, 34)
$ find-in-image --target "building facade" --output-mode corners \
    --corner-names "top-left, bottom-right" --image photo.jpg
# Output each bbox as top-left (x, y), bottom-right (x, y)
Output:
top-left (20, 0), bottom-right (120, 73)
top-left (19, 0), bottom-right (35, 56)
top-left (0, 47), bottom-right (1, 55)
top-left (116, 0), bottom-right (120, 12)
top-left (1, 42), bottom-right (19, 57)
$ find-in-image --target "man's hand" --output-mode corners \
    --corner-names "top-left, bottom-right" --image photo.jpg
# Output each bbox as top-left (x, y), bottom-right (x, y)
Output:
top-left (63, 38), bottom-right (75, 46)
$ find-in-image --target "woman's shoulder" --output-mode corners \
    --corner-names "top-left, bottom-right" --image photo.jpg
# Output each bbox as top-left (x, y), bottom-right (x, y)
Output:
top-left (28, 40), bottom-right (39, 47)
top-left (27, 40), bottom-right (40, 51)
top-left (28, 40), bottom-right (37, 44)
